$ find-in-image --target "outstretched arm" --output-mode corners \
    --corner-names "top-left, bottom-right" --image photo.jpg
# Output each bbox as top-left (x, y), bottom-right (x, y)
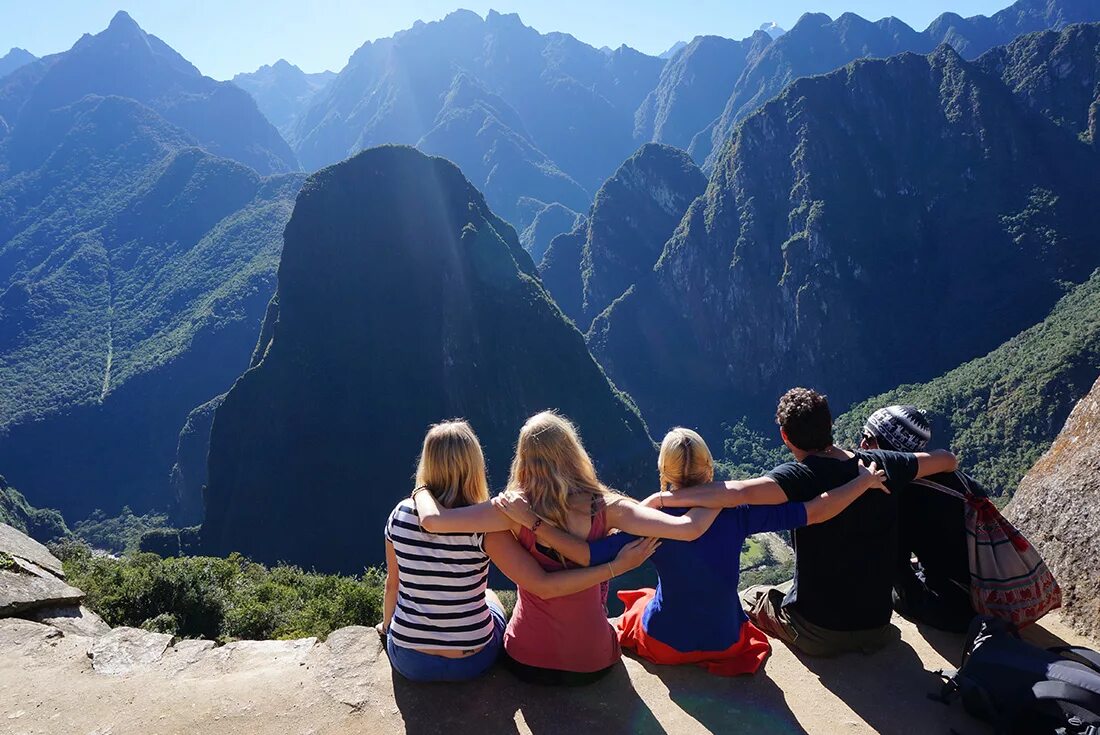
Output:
top-left (657, 476), bottom-right (787, 509)
top-left (415, 490), bottom-right (592, 566)
top-left (803, 461), bottom-right (888, 524)
top-left (605, 497), bottom-right (720, 541)
top-left (484, 532), bottom-right (659, 599)
top-left (914, 449), bottom-right (957, 479)
top-left (414, 490), bottom-right (512, 533)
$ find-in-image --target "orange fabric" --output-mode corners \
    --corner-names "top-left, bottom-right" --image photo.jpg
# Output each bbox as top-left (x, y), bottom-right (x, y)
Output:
top-left (615, 588), bottom-right (772, 677)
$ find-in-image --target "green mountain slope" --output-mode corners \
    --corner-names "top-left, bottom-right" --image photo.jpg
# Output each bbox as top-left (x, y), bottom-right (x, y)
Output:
top-left (201, 146), bottom-right (654, 573)
top-left (836, 269), bottom-right (1100, 496)
top-left (0, 94), bottom-right (303, 521)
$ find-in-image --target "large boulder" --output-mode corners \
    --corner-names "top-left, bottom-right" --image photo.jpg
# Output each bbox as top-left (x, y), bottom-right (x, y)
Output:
top-left (1008, 374), bottom-right (1100, 639)
top-left (0, 558), bottom-right (83, 617)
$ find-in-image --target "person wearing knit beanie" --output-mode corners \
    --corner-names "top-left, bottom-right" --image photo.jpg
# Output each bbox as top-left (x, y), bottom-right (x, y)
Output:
top-left (860, 405), bottom-right (976, 633)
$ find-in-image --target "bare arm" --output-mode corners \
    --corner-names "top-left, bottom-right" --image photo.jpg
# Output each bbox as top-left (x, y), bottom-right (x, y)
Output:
top-left (377, 540), bottom-right (400, 634)
top-left (483, 532), bottom-right (658, 599)
top-left (914, 449), bottom-right (958, 479)
top-left (605, 498), bottom-right (720, 541)
top-left (414, 490), bottom-right (513, 534)
top-left (488, 495), bottom-right (593, 566)
top-left (803, 461), bottom-right (888, 524)
top-left (658, 476), bottom-right (787, 509)
top-left (415, 490), bottom-right (591, 566)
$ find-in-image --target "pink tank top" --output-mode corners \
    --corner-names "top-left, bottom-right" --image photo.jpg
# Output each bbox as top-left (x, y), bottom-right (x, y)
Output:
top-left (503, 496), bottom-right (620, 673)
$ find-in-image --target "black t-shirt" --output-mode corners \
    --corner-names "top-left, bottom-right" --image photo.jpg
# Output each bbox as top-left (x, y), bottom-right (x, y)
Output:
top-left (766, 449), bottom-right (919, 631)
top-left (897, 471), bottom-right (974, 596)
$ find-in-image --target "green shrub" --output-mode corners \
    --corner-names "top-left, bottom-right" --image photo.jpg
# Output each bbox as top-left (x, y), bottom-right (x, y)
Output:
top-left (54, 542), bottom-right (384, 643)
top-left (73, 507), bottom-right (171, 554)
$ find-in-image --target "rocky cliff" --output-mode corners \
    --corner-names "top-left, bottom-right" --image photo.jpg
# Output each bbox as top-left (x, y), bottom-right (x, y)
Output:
top-left (1009, 375), bottom-right (1100, 639)
top-left (539, 144), bottom-right (706, 329)
top-left (201, 146), bottom-right (653, 573)
top-left (592, 37), bottom-right (1100, 436)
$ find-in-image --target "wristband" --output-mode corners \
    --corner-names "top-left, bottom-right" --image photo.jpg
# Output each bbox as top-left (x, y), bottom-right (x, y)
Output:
top-left (607, 561), bottom-right (615, 578)
top-left (410, 485), bottom-right (430, 499)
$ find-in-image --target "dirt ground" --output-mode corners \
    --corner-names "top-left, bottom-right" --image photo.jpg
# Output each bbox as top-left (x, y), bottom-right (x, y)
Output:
top-left (1, 612), bottom-right (1095, 735)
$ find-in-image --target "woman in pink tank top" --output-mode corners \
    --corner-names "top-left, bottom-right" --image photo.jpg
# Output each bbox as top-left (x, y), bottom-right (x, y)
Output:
top-left (412, 411), bottom-right (722, 686)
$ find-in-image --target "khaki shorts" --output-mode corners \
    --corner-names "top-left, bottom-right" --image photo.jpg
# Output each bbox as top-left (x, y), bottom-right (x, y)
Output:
top-left (740, 581), bottom-right (894, 657)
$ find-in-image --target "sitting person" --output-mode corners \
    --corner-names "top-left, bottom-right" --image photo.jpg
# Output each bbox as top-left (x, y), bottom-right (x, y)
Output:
top-left (659, 388), bottom-right (958, 657)
top-left (380, 420), bottom-right (657, 682)
top-left (409, 411), bottom-right (722, 686)
top-left (501, 427), bottom-right (890, 676)
top-left (860, 405), bottom-right (977, 633)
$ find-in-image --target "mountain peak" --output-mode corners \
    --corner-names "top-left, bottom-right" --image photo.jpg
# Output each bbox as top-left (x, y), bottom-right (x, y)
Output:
top-left (107, 10), bottom-right (142, 34)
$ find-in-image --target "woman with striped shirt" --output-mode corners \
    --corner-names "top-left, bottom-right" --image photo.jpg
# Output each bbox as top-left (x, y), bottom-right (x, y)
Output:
top-left (380, 420), bottom-right (657, 682)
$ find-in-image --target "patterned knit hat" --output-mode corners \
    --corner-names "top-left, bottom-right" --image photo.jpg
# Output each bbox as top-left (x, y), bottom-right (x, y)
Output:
top-left (863, 405), bottom-right (932, 452)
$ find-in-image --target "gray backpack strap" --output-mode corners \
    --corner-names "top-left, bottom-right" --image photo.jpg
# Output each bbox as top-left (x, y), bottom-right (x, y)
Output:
top-left (910, 471), bottom-right (969, 501)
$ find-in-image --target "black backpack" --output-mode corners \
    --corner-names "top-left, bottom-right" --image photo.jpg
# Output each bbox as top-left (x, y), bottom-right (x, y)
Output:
top-left (935, 616), bottom-right (1100, 734)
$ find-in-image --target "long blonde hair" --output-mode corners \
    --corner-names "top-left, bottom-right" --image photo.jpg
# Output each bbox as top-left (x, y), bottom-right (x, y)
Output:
top-left (507, 411), bottom-right (608, 533)
top-left (658, 428), bottom-right (715, 493)
top-left (414, 420), bottom-right (490, 509)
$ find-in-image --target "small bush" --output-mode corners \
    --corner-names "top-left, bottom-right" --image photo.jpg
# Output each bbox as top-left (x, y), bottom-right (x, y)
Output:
top-left (54, 542), bottom-right (384, 643)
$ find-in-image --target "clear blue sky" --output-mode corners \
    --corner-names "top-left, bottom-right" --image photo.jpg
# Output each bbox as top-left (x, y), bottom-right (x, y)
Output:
top-left (2, 0), bottom-right (1012, 80)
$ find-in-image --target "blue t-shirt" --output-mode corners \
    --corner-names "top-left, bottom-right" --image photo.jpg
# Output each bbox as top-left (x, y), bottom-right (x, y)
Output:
top-left (590, 503), bottom-right (807, 653)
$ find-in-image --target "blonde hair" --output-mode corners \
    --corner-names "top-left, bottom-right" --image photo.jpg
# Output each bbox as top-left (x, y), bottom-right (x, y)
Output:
top-left (658, 428), bottom-right (715, 493)
top-left (414, 420), bottom-right (490, 509)
top-left (507, 411), bottom-right (609, 533)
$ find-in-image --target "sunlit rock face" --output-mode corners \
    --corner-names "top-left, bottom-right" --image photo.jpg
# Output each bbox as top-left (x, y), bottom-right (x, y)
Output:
top-left (1009, 375), bottom-right (1100, 640)
top-left (202, 146), bottom-right (653, 573)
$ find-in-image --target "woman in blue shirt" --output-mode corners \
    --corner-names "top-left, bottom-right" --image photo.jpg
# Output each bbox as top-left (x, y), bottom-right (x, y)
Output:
top-left (497, 428), bottom-right (888, 676)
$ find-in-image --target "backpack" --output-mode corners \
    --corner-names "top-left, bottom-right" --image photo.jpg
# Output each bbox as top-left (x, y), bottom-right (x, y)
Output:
top-left (911, 471), bottom-right (1061, 627)
top-left (936, 616), bottom-right (1100, 735)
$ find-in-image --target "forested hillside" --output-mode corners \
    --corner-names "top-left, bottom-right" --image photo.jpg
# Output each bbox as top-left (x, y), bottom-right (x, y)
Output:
top-left (591, 28), bottom-right (1100, 438)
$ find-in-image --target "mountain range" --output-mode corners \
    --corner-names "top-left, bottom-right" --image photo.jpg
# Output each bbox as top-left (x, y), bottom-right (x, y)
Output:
top-left (0, 14), bottom-right (303, 523)
top-left (590, 25), bottom-right (1100, 439)
top-left (231, 60), bottom-right (335, 140)
top-left (0, 4), bottom-right (1098, 577)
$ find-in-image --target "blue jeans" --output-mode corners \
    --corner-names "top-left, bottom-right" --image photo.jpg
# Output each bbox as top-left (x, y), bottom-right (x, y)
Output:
top-left (386, 601), bottom-right (506, 682)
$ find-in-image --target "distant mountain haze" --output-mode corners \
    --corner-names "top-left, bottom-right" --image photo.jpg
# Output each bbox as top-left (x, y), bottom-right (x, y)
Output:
top-left (232, 60), bottom-right (335, 139)
top-left (0, 12), bottom-right (297, 175)
top-left (201, 146), bottom-right (653, 572)
top-left (290, 10), bottom-right (663, 221)
top-left (591, 29), bottom-right (1100, 438)
top-left (0, 48), bottom-right (36, 80)
top-left (689, 0), bottom-right (1100, 166)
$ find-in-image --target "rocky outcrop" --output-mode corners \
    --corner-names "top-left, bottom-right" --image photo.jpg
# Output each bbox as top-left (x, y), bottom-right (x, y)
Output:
top-left (633, 33), bottom-right (771, 152)
top-left (3, 611), bottom-right (1098, 734)
top-left (978, 23), bottom-right (1100, 139)
top-left (0, 522), bottom-right (84, 620)
top-left (539, 144), bottom-right (706, 329)
top-left (1009, 375), bottom-right (1100, 639)
top-left (520, 202), bottom-right (584, 265)
top-left (91, 627), bottom-right (173, 675)
top-left (201, 146), bottom-right (653, 573)
top-left (592, 44), bottom-right (1100, 436)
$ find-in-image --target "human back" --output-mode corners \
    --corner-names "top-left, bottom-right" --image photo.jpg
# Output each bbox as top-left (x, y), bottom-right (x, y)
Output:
top-left (381, 421), bottom-right (507, 680)
top-left (501, 411), bottom-right (621, 682)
